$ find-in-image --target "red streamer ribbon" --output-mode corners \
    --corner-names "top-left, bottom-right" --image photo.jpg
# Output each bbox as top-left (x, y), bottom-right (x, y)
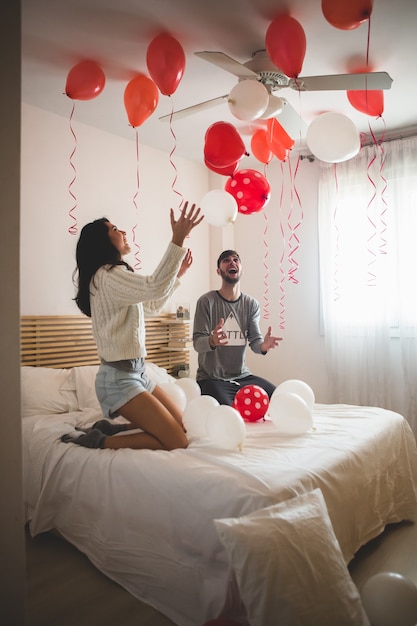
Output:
top-left (278, 162), bottom-right (287, 330)
top-left (131, 129), bottom-right (142, 271)
top-left (262, 207), bottom-right (270, 320)
top-left (286, 156), bottom-right (303, 285)
top-left (67, 101), bottom-right (78, 235)
top-left (168, 97), bottom-right (184, 211)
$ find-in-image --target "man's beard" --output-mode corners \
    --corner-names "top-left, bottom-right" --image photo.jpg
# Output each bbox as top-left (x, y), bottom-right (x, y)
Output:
top-left (219, 269), bottom-right (240, 285)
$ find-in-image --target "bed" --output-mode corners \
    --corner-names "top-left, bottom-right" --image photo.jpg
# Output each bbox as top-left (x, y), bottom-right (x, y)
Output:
top-left (22, 316), bottom-right (417, 626)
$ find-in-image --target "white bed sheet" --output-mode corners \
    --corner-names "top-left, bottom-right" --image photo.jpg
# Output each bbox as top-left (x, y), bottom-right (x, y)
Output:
top-left (23, 404), bottom-right (417, 625)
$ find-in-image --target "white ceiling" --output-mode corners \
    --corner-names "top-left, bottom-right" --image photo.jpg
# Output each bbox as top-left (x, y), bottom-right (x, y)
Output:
top-left (22, 0), bottom-right (417, 163)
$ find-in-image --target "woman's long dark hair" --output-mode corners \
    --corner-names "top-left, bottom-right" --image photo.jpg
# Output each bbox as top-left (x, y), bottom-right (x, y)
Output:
top-left (73, 218), bottom-right (133, 317)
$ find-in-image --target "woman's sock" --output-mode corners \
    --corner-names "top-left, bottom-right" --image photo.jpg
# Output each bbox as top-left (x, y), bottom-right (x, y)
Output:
top-left (61, 429), bottom-right (106, 449)
top-left (77, 419), bottom-right (128, 436)
top-left (92, 419), bottom-right (128, 435)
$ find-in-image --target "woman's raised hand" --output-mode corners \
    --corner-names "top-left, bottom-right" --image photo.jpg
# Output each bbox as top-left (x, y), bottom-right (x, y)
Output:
top-left (170, 201), bottom-right (204, 247)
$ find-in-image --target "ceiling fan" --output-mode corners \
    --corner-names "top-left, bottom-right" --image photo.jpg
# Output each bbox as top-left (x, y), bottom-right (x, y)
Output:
top-left (159, 49), bottom-right (393, 135)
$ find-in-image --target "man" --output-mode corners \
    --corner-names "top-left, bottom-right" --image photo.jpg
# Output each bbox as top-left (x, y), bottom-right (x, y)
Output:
top-left (192, 249), bottom-right (281, 405)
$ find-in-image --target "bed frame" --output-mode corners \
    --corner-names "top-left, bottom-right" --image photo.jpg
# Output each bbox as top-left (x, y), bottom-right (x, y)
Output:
top-left (21, 314), bottom-right (191, 376)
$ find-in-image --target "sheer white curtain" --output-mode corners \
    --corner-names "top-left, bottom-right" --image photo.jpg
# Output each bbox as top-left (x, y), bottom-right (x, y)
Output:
top-left (318, 136), bottom-right (417, 435)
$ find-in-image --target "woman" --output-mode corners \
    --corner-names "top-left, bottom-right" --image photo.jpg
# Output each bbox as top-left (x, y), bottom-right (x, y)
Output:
top-left (61, 201), bottom-right (203, 451)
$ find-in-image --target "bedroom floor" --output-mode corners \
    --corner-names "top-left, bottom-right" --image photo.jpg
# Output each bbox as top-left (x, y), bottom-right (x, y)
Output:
top-left (25, 512), bottom-right (417, 626)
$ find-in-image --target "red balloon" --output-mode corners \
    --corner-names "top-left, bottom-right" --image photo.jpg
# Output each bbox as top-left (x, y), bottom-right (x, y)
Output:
top-left (225, 169), bottom-right (270, 215)
top-left (146, 32), bottom-right (186, 96)
top-left (204, 122), bottom-right (247, 168)
top-left (65, 61), bottom-right (105, 101)
top-left (204, 157), bottom-right (239, 177)
top-left (322, 0), bottom-right (373, 30)
top-left (266, 118), bottom-right (294, 161)
top-left (265, 15), bottom-right (306, 78)
top-left (232, 385), bottom-right (270, 422)
top-left (251, 129), bottom-right (273, 164)
top-left (347, 89), bottom-right (384, 117)
top-left (124, 74), bottom-right (159, 128)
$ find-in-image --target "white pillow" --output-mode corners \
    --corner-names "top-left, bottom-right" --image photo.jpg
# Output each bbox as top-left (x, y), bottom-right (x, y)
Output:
top-left (73, 365), bottom-right (100, 410)
top-left (214, 489), bottom-right (370, 626)
top-left (21, 366), bottom-right (78, 417)
top-left (72, 362), bottom-right (175, 411)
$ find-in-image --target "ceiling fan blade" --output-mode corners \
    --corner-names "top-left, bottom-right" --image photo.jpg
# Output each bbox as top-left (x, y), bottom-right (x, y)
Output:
top-left (159, 95), bottom-right (228, 122)
top-left (195, 51), bottom-right (258, 79)
top-left (296, 71), bottom-right (393, 92)
top-left (278, 99), bottom-right (308, 139)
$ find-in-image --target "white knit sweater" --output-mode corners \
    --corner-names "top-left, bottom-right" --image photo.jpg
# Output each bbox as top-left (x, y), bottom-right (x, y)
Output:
top-left (90, 242), bottom-right (185, 361)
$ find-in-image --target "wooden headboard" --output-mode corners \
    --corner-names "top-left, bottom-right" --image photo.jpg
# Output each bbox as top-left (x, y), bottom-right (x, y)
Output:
top-left (21, 314), bottom-right (191, 376)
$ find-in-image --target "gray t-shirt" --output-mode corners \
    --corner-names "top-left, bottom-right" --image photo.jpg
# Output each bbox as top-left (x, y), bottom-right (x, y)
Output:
top-left (193, 290), bottom-right (265, 382)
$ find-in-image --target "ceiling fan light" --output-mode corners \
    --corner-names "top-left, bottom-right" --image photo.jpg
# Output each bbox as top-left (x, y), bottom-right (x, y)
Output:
top-left (259, 94), bottom-right (284, 119)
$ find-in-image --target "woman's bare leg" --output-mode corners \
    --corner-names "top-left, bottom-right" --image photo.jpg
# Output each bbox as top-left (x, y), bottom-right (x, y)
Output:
top-left (151, 384), bottom-right (184, 428)
top-left (103, 390), bottom-right (188, 451)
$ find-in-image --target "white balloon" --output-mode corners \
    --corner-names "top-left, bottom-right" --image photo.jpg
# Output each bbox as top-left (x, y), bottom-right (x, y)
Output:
top-left (228, 80), bottom-right (269, 121)
top-left (175, 378), bottom-right (201, 404)
top-left (200, 189), bottom-right (238, 227)
top-left (206, 405), bottom-right (246, 450)
top-left (307, 112), bottom-right (360, 163)
top-left (268, 392), bottom-right (313, 435)
top-left (183, 395), bottom-right (219, 439)
top-left (361, 572), bottom-right (417, 626)
top-left (159, 382), bottom-right (187, 412)
top-left (273, 379), bottom-right (315, 411)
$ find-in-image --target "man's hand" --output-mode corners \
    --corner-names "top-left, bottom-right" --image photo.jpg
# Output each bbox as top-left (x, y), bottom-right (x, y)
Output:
top-left (209, 318), bottom-right (228, 347)
top-left (260, 326), bottom-right (282, 352)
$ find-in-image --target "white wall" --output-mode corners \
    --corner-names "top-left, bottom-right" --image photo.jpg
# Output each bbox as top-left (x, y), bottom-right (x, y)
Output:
top-left (21, 103), bottom-right (212, 373)
top-left (21, 103), bottom-right (331, 401)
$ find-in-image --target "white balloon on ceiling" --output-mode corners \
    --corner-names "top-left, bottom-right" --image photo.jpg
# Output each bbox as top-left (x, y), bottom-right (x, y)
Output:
top-left (307, 112), bottom-right (360, 163)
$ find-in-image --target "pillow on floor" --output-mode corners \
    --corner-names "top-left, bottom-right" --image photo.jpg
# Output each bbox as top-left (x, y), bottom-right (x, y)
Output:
top-left (214, 489), bottom-right (370, 626)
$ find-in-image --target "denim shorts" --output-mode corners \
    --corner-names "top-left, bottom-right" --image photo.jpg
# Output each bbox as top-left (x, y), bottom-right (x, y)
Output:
top-left (95, 358), bottom-right (156, 418)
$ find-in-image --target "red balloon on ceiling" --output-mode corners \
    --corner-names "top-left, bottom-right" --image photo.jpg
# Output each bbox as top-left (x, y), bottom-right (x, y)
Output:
top-left (124, 74), bottom-right (159, 128)
top-left (266, 118), bottom-right (294, 161)
top-left (65, 60), bottom-right (105, 101)
top-left (204, 157), bottom-right (239, 177)
top-left (146, 32), bottom-right (186, 96)
top-left (321, 0), bottom-right (373, 30)
top-left (251, 129), bottom-right (274, 164)
top-left (204, 122), bottom-right (247, 168)
top-left (225, 169), bottom-right (271, 215)
top-left (265, 14), bottom-right (306, 78)
top-left (347, 89), bottom-right (384, 117)
top-left (232, 385), bottom-right (270, 422)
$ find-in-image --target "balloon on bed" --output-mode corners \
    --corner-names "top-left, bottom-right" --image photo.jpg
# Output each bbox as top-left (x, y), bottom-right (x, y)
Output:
top-left (268, 379), bottom-right (315, 435)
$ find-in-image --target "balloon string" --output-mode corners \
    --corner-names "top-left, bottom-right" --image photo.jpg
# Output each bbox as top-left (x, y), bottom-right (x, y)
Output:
top-left (132, 128), bottom-right (142, 271)
top-left (378, 119), bottom-right (388, 256)
top-left (286, 158), bottom-right (302, 285)
top-left (262, 207), bottom-right (270, 320)
top-left (168, 97), bottom-right (184, 211)
top-left (67, 100), bottom-right (78, 235)
top-left (278, 162), bottom-right (286, 330)
top-left (366, 127), bottom-right (378, 287)
top-left (332, 163), bottom-right (341, 302)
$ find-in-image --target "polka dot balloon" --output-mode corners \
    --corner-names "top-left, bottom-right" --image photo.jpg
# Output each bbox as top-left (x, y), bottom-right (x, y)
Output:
top-left (232, 384), bottom-right (270, 422)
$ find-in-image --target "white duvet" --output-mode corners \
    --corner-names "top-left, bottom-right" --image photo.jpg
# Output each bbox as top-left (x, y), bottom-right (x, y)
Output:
top-left (23, 404), bottom-right (417, 625)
